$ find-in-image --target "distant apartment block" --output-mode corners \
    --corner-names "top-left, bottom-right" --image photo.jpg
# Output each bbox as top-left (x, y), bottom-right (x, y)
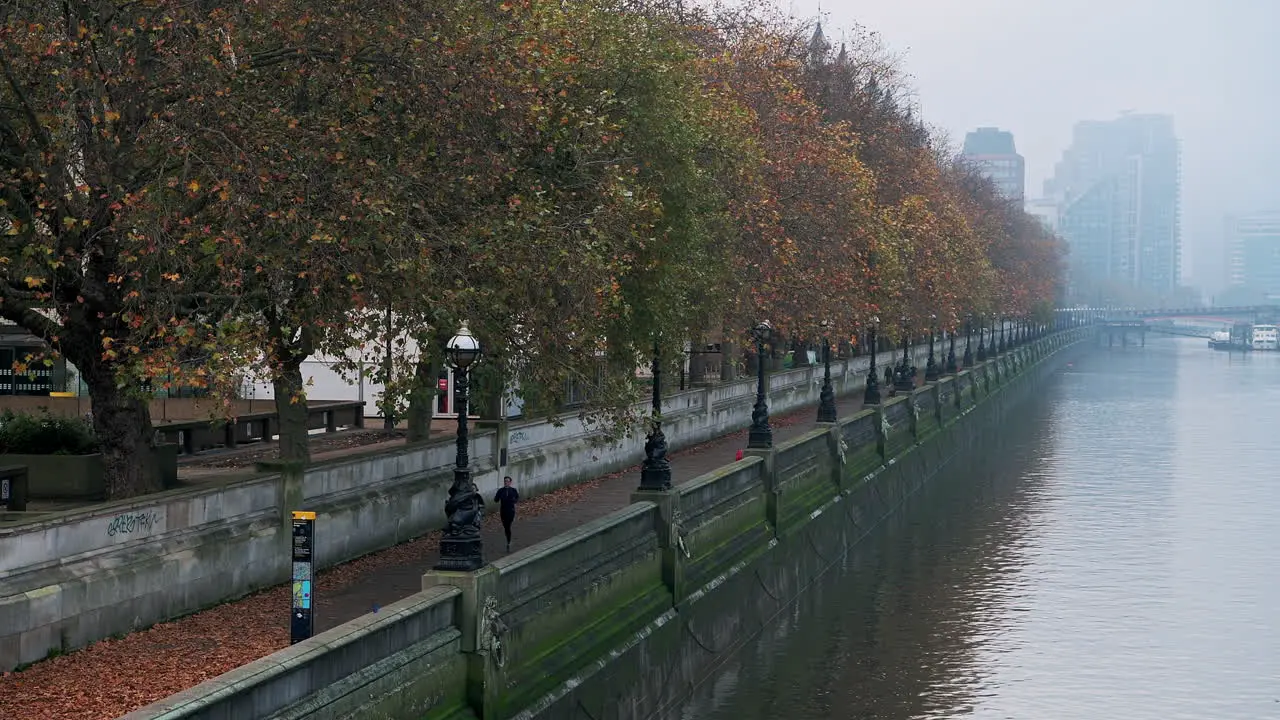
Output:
top-left (1044, 113), bottom-right (1181, 301)
top-left (961, 127), bottom-right (1026, 202)
top-left (1225, 212), bottom-right (1280, 301)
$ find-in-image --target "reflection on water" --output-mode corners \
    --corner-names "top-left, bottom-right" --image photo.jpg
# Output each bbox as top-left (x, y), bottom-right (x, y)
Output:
top-left (668, 338), bottom-right (1280, 720)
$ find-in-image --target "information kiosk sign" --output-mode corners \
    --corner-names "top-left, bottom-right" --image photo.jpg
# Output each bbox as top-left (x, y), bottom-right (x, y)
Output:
top-left (290, 511), bottom-right (316, 644)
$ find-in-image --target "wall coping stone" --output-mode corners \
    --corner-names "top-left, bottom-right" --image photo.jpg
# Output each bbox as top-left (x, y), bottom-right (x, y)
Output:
top-left (676, 456), bottom-right (764, 499)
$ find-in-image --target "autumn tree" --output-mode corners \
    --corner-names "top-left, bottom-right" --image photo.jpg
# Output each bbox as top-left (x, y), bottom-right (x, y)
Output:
top-left (355, 0), bottom-right (763, 439)
top-left (176, 1), bottom-right (442, 463)
top-left (0, 2), bottom-right (270, 497)
top-left (1, 0), bottom-right (1066, 500)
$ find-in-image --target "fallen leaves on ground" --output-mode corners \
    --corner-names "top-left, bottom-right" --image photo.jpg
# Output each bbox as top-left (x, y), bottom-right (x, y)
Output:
top-left (0, 402), bottom-right (825, 720)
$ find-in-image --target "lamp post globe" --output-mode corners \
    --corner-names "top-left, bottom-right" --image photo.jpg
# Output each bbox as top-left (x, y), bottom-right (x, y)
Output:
top-left (864, 316), bottom-right (881, 405)
top-left (435, 324), bottom-right (484, 572)
top-left (748, 320), bottom-right (774, 449)
top-left (817, 320), bottom-right (838, 423)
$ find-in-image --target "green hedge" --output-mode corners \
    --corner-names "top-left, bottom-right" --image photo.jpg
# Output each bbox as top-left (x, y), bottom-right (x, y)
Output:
top-left (0, 410), bottom-right (99, 455)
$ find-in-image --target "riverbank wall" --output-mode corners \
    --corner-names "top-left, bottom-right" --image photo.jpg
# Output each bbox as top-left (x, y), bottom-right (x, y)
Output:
top-left (1, 340), bottom-right (930, 671)
top-left (122, 327), bottom-right (1090, 720)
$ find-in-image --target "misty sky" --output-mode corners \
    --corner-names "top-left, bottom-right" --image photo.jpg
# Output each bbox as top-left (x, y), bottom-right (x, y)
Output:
top-left (791, 0), bottom-right (1280, 292)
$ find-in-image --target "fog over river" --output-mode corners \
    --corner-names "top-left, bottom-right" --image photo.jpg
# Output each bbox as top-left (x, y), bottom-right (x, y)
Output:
top-left (667, 338), bottom-right (1280, 720)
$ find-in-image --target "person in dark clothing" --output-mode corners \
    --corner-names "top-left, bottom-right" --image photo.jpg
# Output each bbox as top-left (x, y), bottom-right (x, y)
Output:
top-left (494, 476), bottom-right (520, 552)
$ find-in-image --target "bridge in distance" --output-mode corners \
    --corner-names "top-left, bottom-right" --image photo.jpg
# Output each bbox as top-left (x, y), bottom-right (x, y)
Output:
top-left (1091, 305), bottom-right (1280, 341)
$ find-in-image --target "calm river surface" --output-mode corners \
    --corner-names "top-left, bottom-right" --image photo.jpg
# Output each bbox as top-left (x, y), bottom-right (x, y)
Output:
top-left (667, 336), bottom-right (1280, 720)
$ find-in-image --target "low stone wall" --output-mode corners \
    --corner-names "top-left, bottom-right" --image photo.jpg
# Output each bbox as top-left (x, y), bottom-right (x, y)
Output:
top-left (120, 328), bottom-right (1088, 719)
top-left (0, 340), bottom-right (925, 671)
top-left (118, 587), bottom-right (468, 720)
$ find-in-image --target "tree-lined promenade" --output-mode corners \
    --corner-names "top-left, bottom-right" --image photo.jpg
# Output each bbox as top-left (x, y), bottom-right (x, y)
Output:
top-left (0, 0), bottom-right (1063, 499)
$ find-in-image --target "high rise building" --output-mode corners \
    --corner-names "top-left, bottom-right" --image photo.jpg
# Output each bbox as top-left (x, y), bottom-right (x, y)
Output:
top-left (961, 127), bottom-right (1025, 201)
top-left (1044, 113), bottom-right (1181, 302)
top-left (1224, 212), bottom-right (1280, 301)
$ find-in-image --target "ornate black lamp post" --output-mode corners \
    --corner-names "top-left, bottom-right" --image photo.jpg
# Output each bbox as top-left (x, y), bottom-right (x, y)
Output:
top-left (946, 319), bottom-right (958, 374)
top-left (638, 341), bottom-right (672, 491)
top-left (925, 313), bottom-right (940, 381)
top-left (998, 316), bottom-right (1006, 353)
top-left (977, 315), bottom-right (988, 361)
top-left (817, 320), bottom-right (837, 423)
top-left (963, 316), bottom-right (973, 368)
top-left (434, 325), bottom-right (484, 572)
top-left (894, 316), bottom-right (914, 393)
top-left (864, 316), bottom-right (881, 405)
top-left (747, 320), bottom-right (773, 449)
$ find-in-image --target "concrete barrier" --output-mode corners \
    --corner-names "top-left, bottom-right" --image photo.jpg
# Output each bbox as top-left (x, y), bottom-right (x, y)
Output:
top-left (119, 329), bottom-right (1089, 720)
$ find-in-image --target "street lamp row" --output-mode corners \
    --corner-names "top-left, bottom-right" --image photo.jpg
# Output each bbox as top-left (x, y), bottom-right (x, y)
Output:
top-left (435, 310), bottom-right (1070, 572)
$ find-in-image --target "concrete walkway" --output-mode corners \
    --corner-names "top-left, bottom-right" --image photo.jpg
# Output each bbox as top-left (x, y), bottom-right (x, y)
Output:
top-left (312, 391), bottom-right (876, 632)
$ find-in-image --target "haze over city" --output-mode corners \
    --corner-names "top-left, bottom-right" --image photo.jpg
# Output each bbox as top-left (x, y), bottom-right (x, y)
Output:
top-left (794, 0), bottom-right (1280, 297)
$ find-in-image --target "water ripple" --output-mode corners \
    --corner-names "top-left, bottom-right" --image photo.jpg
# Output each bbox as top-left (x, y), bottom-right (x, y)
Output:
top-left (667, 339), bottom-right (1280, 720)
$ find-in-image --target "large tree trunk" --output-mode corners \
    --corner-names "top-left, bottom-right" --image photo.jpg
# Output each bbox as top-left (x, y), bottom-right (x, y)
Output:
top-left (272, 358), bottom-right (310, 464)
top-left (58, 309), bottom-right (160, 500)
top-left (405, 354), bottom-right (440, 443)
top-left (83, 369), bottom-right (161, 499)
top-left (264, 318), bottom-right (315, 464)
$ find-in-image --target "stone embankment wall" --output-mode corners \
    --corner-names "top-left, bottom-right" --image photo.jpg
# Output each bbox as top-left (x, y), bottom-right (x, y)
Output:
top-left (1, 340), bottom-right (930, 670)
top-left (122, 328), bottom-right (1089, 720)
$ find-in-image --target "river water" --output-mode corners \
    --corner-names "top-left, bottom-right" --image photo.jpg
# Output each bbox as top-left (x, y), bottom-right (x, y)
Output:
top-left (667, 337), bottom-right (1280, 720)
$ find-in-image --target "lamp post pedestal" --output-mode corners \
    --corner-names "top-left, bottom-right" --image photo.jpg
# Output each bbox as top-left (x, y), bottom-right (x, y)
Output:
top-left (963, 321), bottom-right (973, 369)
top-left (894, 332), bottom-right (914, 393)
top-left (925, 326), bottom-right (939, 382)
top-left (864, 323), bottom-right (881, 405)
top-left (817, 334), bottom-right (837, 423)
top-left (747, 323), bottom-right (773, 449)
top-left (434, 365), bottom-right (484, 572)
top-left (638, 344), bottom-right (672, 491)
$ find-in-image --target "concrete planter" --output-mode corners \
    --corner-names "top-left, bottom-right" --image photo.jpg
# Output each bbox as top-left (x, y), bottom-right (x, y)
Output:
top-left (0, 447), bottom-right (181, 500)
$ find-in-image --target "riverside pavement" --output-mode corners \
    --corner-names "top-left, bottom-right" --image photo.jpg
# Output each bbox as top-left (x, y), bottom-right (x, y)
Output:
top-left (311, 391), bottom-right (874, 632)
